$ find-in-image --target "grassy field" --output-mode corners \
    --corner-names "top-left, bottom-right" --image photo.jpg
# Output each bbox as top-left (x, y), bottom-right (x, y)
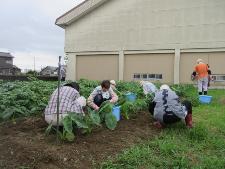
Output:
top-left (100, 89), bottom-right (225, 169)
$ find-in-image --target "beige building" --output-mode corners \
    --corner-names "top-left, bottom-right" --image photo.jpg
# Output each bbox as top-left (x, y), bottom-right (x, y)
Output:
top-left (56, 0), bottom-right (225, 85)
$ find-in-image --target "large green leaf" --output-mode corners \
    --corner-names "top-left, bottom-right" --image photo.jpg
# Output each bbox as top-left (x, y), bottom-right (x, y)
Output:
top-left (69, 113), bottom-right (89, 129)
top-left (89, 111), bottom-right (101, 125)
top-left (105, 113), bottom-right (117, 130)
top-left (62, 116), bottom-right (73, 133)
top-left (65, 132), bottom-right (75, 142)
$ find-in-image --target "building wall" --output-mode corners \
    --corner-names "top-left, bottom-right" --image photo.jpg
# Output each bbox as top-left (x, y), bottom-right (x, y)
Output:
top-left (76, 54), bottom-right (118, 80)
top-left (0, 57), bottom-right (13, 68)
top-left (63, 0), bottom-right (225, 84)
top-left (65, 0), bottom-right (225, 53)
top-left (124, 53), bottom-right (174, 83)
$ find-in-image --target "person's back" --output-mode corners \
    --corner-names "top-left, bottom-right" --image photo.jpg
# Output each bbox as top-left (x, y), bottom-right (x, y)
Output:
top-left (45, 86), bottom-right (81, 115)
top-left (194, 59), bottom-right (209, 95)
top-left (153, 89), bottom-right (186, 123)
top-left (195, 63), bottom-right (208, 79)
top-left (140, 81), bottom-right (157, 95)
top-left (45, 82), bottom-right (86, 125)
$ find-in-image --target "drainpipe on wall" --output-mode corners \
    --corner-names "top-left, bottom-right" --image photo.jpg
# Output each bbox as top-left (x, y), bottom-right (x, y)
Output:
top-left (174, 48), bottom-right (180, 84)
top-left (119, 50), bottom-right (124, 81)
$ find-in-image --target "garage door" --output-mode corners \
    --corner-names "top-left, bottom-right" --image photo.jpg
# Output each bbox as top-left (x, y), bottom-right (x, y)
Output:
top-left (76, 54), bottom-right (119, 80)
top-left (124, 53), bottom-right (174, 83)
top-left (180, 52), bottom-right (225, 84)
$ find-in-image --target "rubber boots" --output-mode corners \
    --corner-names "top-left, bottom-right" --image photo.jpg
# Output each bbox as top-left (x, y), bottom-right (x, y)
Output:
top-left (185, 113), bottom-right (193, 128)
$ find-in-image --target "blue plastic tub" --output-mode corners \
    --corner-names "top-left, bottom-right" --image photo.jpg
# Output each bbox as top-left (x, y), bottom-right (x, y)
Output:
top-left (112, 106), bottom-right (121, 121)
top-left (199, 95), bottom-right (212, 104)
top-left (125, 93), bottom-right (137, 102)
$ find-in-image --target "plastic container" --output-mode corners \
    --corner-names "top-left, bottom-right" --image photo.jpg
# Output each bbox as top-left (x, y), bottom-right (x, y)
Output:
top-left (125, 93), bottom-right (137, 102)
top-left (199, 95), bottom-right (212, 104)
top-left (112, 106), bottom-right (121, 121)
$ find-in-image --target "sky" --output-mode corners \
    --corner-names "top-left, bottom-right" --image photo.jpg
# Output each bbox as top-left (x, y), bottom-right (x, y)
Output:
top-left (0, 0), bottom-right (84, 71)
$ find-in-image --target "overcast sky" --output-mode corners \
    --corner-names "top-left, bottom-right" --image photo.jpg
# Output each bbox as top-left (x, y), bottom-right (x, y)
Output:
top-left (0, 0), bottom-right (84, 71)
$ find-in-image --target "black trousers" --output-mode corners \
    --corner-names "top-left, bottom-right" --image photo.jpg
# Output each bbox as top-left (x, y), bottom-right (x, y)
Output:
top-left (149, 100), bottom-right (192, 124)
top-left (94, 94), bottom-right (111, 107)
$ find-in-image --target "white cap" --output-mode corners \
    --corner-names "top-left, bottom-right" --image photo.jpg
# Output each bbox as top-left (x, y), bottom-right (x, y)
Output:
top-left (160, 84), bottom-right (170, 91)
top-left (110, 80), bottom-right (116, 86)
top-left (140, 81), bottom-right (145, 86)
top-left (76, 96), bottom-right (86, 107)
top-left (197, 58), bottom-right (203, 64)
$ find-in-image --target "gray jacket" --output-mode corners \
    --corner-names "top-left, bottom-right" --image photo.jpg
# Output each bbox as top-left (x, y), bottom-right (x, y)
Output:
top-left (153, 89), bottom-right (187, 123)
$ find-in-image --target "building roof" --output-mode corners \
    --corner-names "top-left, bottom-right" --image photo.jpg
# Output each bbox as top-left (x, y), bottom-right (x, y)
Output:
top-left (40, 66), bottom-right (58, 72)
top-left (12, 65), bottom-right (21, 70)
top-left (0, 52), bottom-right (14, 58)
top-left (55, 0), bottom-right (110, 28)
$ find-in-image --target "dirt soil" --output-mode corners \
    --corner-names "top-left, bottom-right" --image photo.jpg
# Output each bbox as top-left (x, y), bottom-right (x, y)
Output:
top-left (0, 112), bottom-right (158, 169)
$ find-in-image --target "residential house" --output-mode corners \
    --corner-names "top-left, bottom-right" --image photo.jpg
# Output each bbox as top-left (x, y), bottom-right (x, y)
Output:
top-left (0, 52), bottom-right (21, 75)
top-left (40, 66), bottom-right (66, 78)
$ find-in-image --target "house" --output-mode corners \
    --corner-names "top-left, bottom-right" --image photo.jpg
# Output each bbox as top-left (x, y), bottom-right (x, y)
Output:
top-left (40, 66), bottom-right (58, 76)
top-left (56, 0), bottom-right (225, 85)
top-left (40, 66), bottom-right (66, 78)
top-left (0, 52), bottom-right (21, 75)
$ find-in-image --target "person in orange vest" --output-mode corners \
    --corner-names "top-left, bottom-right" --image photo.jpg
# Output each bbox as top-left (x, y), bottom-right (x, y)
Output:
top-left (193, 59), bottom-right (209, 95)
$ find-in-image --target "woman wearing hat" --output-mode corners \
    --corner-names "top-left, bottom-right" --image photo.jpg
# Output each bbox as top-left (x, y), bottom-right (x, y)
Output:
top-left (44, 82), bottom-right (86, 125)
top-left (149, 85), bottom-right (193, 129)
top-left (140, 80), bottom-right (158, 95)
top-left (194, 59), bottom-right (209, 95)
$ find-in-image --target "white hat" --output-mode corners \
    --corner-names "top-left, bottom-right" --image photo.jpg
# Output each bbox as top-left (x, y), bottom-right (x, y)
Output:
top-left (140, 81), bottom-right (145, 86)
top-left (160, 84), bottom-right (170, 91)
top-left (197, 58), bottom-right (203, 64)
top-left (76, 96), bottom-right (86, 107)
top-left (110, 80), bottom-right (116, 86)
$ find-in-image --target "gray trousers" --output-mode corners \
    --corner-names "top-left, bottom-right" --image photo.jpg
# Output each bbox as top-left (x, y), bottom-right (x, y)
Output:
top-left (198, 77), bottom-right (208, 92)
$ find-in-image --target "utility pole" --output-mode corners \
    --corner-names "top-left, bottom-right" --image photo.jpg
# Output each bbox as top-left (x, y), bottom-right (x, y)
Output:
top-left (56, 56), bottom-right (62, 144)
top-left (33, 55), bottom-right (36, 71)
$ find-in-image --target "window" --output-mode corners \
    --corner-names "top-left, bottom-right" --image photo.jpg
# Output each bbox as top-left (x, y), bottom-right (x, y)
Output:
top-left (133, 73), bottom-right (163, 80)
top-left (212, 75), bottom-right (225, 82)
top-left (5, 60), bottom-right (13, 65)
top-left (133, 74), bottom-right (141, 79)
top-left (142, 74), bottom-right (148, 79)
top-left (155, 74), bottom-right (163, 79)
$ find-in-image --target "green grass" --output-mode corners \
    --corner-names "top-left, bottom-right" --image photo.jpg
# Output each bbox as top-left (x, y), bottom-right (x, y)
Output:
top-left (100, 89), bottom-right (225, 169)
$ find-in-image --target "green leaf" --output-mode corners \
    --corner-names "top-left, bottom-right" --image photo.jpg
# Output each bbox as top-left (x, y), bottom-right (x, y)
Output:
top-left (62, 116), bottom-right (73, 133)
top-left (70, 113), bottom-right (89, 129)
top-left (65, 132), bottom-right (75, 142)
top-left (89, 111), bottom-right (101, 125)
top-left (105, 113), bottom-right (117, 130)
top-left (45, 123), bottom-right (53, 136)
top-left (1, 108), bottom-right (14, 120)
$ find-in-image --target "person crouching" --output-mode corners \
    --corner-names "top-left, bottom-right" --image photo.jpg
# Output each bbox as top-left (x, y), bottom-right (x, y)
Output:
top-left (87, 80), bottom-right (118, 111)
top-left (148, 84), bottom-right (193, 129)
top-left (44, 82), bottom-right (86, 125)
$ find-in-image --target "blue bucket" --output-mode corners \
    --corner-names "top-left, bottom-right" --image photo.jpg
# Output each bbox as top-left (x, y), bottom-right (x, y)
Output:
top-left (199, 95), bottom-right (212, 104)
top-left (112, 106), bottom-right (121, 121)
top-left (125, 93), bottom-right (137, 102)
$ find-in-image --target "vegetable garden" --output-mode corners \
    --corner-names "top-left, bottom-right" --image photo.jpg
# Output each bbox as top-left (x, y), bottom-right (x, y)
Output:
top-left (0, 78), bottom-right (199, 142)
top-left (1, 78), bottom-right (222, 169)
